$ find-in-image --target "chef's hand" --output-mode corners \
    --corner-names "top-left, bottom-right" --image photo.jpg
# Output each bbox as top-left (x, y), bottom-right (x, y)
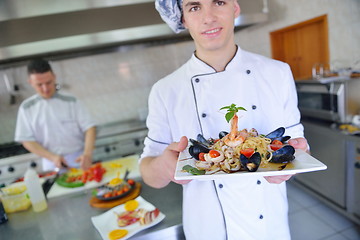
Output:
top-left (162, 136), bottom-right (191, 185)
top-left (288, 137), bottom-right (309, 153)
top-left (264, 175), bottom-right (293, 184)
top-left (264, 137), bottom-right (308, 184)
top-left (75, 154), bottom-right (92, 170)
top-left (52, 154), bottom-right (68, 169)
top-left (140, 136), bottom-right (191, 188)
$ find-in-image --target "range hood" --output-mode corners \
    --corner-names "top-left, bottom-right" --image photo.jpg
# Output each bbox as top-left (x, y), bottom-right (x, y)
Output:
top-left (0, 0), bottom-right (268, 64)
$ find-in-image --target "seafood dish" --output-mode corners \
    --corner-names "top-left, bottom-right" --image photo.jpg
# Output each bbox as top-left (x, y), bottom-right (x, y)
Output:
top-left (176, 104), bottom-right (326, 179)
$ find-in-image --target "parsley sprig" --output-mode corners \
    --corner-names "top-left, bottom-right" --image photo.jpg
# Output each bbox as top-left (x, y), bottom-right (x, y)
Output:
top-left (220, 104), bottom-right (247, 123)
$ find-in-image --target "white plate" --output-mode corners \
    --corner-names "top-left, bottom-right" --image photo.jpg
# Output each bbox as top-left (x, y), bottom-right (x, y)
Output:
top-left (174, 148), bottom-right (327, 180)
top-left (91, 196), bottom-right (165, 240)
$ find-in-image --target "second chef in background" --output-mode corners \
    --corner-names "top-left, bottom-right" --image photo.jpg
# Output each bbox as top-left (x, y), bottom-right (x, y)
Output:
top-left (15, 58), bottom-right (96, 171)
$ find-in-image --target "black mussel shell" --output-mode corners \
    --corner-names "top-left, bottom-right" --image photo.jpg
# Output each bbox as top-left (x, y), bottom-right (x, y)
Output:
top-left (196, 134), bottom-right (212, 147)
top-left (189, 138), bottom-right (207, 148)
top-left (265, 127), bottom-right (285, 140)
top-left (219, 131), bottom-right (229, 139)
top-left (273, 136), bottom-right (291, 143)
top-left (240, 152), bottom-right (261, 172)
top-left (188, 142), bottom-right (210, 160)
top-left (268, 145), bottom-right (295, 163)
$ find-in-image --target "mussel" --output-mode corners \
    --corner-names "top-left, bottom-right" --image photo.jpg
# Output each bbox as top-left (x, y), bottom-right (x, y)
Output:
top-left (219, 131), bottom-right (228, 139)
top-left (240, 152), bottom-right (261, 172)
top-left (196, 134), bottom-right (213, 147)
top-left (268, 145), bottom-right (295, 163)
top-left (188, 139), bottom-right (210, 160)
top-left (265, 127), bottom-right (290, 143)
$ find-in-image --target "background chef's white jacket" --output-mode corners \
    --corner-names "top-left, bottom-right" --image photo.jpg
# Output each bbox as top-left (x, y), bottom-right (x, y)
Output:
top-left (15, 92), bottom-right (96, 171)
top-left (141, 46), bottom-right (304, 240)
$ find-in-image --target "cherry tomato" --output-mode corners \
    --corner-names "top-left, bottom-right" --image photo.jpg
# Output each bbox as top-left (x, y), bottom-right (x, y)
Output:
top-left (240, 148), bottom-right (255, 158)
top-left (270, 140), bottom-right (283, 151)
top-left (199, 152), bottom-right (206, 161)
top-left (104, 193), bottom-right (112, 198)
top-left (209, 150), bottom-right (220, 158)
top-left (127, 179), bottom-right (135, 186)
top-left (272, 140), bottom-right (283, 145)
top-left (270, 144), bottom-right (283, 151)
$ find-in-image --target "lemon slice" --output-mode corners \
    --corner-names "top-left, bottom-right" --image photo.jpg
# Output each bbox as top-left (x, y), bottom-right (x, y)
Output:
top-left (108, 229), bottom-right (128, 240)
top-left (108, 172), bottom-right (122, 186)
top-left (109, 177), bottom-right (122, 186)
top-left (124, 200), bottom-right (139, 212)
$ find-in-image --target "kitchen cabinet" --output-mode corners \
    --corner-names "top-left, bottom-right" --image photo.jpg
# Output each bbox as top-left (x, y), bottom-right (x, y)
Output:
top-left (295, 120), bottom-right (360, 224)
top-left (271, 15), bottom-right (329, 80)
top-left (295, 121), bottom-right (346, 207)
top-left (346, 138), bottom-right (360, 220)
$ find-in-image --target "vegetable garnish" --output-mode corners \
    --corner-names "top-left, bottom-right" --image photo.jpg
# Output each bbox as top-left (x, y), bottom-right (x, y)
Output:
top-left (220, 103), bottom-right (247, 123)
top-left (182, 165), bottom-right (206, 175)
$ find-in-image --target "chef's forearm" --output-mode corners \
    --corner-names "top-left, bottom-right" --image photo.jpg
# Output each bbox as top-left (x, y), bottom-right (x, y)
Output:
top-left (140, 156), bottom-right (170, 189)
top-left (83, 126), bottom-right (96, 156)
top-left (22, 141), bottom-right (57, 161)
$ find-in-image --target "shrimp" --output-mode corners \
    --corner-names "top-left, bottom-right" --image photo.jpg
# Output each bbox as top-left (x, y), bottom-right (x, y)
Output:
top-left (223, 114), bottom-right (248, 147)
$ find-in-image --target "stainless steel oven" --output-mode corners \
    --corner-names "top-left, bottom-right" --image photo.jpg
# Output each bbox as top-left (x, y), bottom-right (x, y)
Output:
top-left (296, 78), bottom-right (360, 123)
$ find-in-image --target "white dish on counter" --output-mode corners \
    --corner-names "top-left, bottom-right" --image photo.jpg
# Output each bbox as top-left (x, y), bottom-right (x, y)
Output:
top-left (91, 196), bottom-right (165, 240)
top-left (175, 148), bottom-right (327, 180)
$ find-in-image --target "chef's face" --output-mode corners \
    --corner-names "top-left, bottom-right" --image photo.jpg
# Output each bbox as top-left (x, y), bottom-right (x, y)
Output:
top-left (182, 0), bottom-right (240, 54)
top-left (28, 71), bottom-right (57, 99)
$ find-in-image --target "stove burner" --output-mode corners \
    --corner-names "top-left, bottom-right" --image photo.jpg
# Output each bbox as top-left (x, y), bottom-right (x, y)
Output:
top-left (0, 142), bottom-right (29, 159)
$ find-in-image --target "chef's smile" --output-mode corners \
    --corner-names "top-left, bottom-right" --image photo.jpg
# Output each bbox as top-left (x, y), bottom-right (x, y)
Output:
top-left (202, 27), bottom-right (222, 36)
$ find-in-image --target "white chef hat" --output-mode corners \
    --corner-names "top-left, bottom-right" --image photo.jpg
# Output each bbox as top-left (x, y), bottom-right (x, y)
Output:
top-left (155, 0), bottom-right (185, 34)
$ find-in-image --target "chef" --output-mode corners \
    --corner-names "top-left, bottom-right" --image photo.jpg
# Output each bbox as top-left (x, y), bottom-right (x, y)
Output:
top-left (15, 58), bottom-right (96, 171)
top-left (140, 0), bottom-right (309, 240)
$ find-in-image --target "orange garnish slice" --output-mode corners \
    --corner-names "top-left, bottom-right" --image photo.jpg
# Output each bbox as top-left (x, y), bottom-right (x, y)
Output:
top-left (124, 200), bottom-right (139, 212)
top-left (108, 229), bottom-right (128, 240)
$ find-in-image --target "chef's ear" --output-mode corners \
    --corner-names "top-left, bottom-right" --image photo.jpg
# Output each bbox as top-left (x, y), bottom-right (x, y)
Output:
top-left (234, 0), bottom-right (241, 18)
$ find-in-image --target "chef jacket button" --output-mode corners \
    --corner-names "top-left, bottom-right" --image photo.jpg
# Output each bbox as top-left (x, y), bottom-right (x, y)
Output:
top-left (194, 78), bottom-right (200, 83)
top-left (252, 105), bottom-right (257, 110)
top-left (259, 214), bottom-right (264, 219)
top-left (219, 184), bottom-right (223, 188)
top-left (257, 180), bottom-right (261, 185)
top-left (246, 70), bottom-right (251, 74)
top-left (202, 113), bottom-right (207, 118)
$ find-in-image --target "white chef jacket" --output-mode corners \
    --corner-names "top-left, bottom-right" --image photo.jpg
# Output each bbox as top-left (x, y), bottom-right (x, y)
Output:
top-left (15, 92), bottom-right (96, 171)
top-left (141, 46), bottom-right (304, 240)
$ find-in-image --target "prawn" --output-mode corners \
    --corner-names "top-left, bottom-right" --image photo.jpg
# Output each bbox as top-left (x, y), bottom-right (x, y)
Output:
top-left (223, 114), bottom-right (248, 148)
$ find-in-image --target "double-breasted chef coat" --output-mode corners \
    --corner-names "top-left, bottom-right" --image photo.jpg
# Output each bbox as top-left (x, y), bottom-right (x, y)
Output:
top-left (15, 92), bottom-right (96, 171)
top-left (141, 46), bottom-right (304, 240)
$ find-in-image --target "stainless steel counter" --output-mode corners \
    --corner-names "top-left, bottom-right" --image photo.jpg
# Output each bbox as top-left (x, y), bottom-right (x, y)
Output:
top-left (0, 179), bottom-right (185, 240)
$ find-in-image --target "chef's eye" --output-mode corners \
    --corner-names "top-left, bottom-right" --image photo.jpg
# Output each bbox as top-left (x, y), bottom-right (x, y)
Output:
top-left (189, 6), bottom-right (200, 12)
top-left (215, 1), bottom-right (225, 6)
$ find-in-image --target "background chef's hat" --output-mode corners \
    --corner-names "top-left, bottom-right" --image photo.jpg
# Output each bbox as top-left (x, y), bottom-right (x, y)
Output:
top-left (155, 0), bottom-right (185, 33)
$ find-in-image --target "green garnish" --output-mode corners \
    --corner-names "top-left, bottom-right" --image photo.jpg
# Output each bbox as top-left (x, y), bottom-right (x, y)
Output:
top-left (220, 103), bottom-right (247, 123)
top-left (182, 165), bottom-right (206, 175)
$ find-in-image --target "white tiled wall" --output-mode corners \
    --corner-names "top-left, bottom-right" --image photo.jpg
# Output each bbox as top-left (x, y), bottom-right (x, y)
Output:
top-left (0, 0), bottom-right (359, 144)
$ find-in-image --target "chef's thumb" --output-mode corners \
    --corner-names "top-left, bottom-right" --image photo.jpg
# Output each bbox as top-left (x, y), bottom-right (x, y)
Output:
top-left (177, 136), bottom-right (188, 152)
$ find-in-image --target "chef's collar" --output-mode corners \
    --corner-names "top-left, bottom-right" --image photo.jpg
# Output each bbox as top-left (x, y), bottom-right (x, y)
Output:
top-left (190, 45), bottom-right (242, 74)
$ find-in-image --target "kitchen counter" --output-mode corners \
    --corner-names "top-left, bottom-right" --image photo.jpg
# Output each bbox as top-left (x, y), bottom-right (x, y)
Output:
top-left (0, 178), bottom-right (184, 240)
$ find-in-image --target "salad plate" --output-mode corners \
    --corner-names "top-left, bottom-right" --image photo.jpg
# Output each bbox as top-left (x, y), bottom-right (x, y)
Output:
top-left (174, 147), bottom-right (327, 180)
